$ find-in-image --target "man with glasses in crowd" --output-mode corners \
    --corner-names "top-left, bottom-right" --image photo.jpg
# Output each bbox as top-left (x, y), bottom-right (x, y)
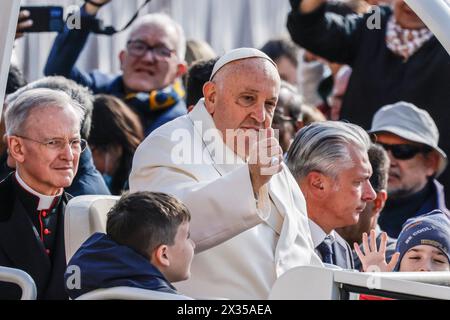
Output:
top-left (370, 102), bottom-right (449, 238)
top-left (0, 88), bottom-right (86, 300)
top-left (44, 0), bottom-right (188, 136)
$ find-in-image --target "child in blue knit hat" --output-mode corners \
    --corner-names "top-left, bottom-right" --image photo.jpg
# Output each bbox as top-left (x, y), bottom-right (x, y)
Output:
top-left (355, 210), bottom-right (450, 272)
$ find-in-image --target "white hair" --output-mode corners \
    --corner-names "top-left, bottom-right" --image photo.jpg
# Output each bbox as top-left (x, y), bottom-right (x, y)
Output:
top-left (5, 88), bottom-right (85, 136)
top-left (287, 121), bottom-right (371, 181)
top-left (128, 13), bottom-right (186, 61)
top-left (6, 76), bottom-right (93, 139)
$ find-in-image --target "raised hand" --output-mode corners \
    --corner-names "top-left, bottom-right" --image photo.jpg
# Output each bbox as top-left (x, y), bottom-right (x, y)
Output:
top-left (248, 128), bottom-right (283, 194)
top-left (15, 10), bottom-right (33, 40)
top-left (354, 230), bottom-right (400, 272)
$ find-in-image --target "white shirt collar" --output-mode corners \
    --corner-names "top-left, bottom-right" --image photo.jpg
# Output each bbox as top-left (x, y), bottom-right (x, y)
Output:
top-left (308, 219), bottom-right (336, 248)
top-left (15, 171), bottom-right (62, 211)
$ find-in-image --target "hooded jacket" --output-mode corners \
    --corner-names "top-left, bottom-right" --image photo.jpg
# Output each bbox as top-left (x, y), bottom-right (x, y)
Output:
top-left (65, 233), bottom-right (178, 299)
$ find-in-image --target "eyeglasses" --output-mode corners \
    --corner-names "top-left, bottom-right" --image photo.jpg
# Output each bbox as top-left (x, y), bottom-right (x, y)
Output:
top-left (126, 40), bottom-right (175, 59)
top-left (378, 143), bottom-right (431, 160)
top-left (16, 136), bottom-right (87, 153)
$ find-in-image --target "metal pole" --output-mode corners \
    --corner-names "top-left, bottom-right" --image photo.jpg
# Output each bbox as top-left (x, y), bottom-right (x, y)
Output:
top-left (0, 266), bottom-right (37, 300)
top-left (0, 0), bottom-right (21, 118)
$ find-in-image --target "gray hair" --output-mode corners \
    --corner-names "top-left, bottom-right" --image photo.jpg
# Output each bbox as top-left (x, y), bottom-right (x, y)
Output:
top-left (5, 88), bottom-right (85, 136)
top-left (287, 121), bottom-right (371, 181)
top-left (128, 13), bottom-right (186, 61)
top-left (6, 76), bottom-right (93, 139)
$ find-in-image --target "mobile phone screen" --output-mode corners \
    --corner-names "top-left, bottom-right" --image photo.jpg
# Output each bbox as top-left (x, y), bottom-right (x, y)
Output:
top-left (19, 6), bottom-right (64, 33)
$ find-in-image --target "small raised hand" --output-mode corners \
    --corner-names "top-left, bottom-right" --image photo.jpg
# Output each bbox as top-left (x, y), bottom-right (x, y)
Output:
top-left (354, 229), bottom-right (400, 272)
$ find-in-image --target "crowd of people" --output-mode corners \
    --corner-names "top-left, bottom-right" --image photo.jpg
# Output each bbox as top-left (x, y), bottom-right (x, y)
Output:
top-left (0, 0), bottom-right (449, 300)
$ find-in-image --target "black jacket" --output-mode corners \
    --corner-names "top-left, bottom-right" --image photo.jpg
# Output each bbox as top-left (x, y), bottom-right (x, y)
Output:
top-left (0, 174), bottom-right (69, 300)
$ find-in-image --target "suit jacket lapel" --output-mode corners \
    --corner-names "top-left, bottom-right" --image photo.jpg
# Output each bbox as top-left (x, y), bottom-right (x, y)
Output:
top-left (332, 241), bottom-right (344, 268)
top-left (332, 239), bottom-right (354, 269)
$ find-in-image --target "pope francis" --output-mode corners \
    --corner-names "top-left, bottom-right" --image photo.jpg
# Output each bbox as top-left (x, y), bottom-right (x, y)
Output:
top-left (129, 48), bottom-right (322, 299)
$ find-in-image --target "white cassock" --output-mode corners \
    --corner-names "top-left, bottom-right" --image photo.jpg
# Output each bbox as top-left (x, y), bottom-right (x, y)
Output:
top-left (129, 99), bottom-right (322, 299)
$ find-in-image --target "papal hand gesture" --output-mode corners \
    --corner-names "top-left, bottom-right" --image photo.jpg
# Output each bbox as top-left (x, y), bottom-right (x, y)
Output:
top-left (354, 230), bottom-right (400, 272)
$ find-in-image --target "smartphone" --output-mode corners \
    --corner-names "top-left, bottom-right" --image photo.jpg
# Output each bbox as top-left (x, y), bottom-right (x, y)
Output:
top-left (19, 6), bottom-right (65, 33)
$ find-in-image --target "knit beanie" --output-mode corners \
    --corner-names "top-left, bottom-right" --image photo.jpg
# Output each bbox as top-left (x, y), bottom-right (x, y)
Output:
top-left (395, 210), bottom-right (450, 271)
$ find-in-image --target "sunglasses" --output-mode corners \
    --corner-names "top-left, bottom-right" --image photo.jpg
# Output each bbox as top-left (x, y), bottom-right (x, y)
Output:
top-left (378, 143), bottom-right (432, 160)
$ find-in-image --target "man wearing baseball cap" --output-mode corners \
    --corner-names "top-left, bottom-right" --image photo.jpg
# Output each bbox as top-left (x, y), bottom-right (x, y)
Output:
top-left (369, 101), bottom-right (449, 238)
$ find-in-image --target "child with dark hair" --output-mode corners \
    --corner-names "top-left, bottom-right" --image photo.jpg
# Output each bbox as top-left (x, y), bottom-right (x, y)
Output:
top-left (64, 192), bottom-right (195, 299)
top-left (185, 57), bottom-right (218, 109)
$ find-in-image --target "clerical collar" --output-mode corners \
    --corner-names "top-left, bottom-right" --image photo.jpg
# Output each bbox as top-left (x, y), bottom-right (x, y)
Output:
top-left (15, 171), bottom-right (62, 211)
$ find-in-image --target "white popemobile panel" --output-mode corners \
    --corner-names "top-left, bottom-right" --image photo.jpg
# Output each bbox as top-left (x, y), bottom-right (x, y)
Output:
top-left (405, 0), bottom-right (450, 55)
top-left (0, 0), bottom-right (20, 115)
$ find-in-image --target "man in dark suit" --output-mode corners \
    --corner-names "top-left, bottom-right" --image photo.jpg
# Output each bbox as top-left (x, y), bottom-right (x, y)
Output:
top-left (287, 121), bottom-right (377, 269)
top-left (0, 88), bottom-right (85, 299)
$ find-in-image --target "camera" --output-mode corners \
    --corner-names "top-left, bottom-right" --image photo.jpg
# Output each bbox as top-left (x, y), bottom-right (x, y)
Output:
top-left (18, 0), bottom-right (151, 35)
top-left (19, 6), bottom-right (65, 33)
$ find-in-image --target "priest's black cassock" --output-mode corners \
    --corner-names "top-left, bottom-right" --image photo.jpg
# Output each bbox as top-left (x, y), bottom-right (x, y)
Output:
top-left (0, 172), bottom-right (70, 300)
